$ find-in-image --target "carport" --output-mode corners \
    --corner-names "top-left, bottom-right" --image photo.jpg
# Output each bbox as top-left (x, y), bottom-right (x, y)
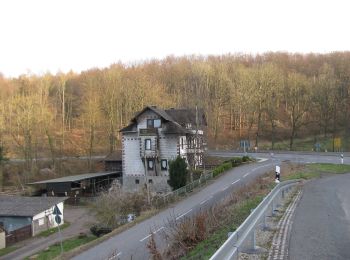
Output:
top-left (28, 171), bottom-right (122, 197)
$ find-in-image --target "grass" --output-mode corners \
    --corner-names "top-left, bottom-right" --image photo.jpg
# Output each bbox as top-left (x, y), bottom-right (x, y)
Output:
top-left (183, 196), bottom-right (264, 260)
top-left (260, 135), bottom-right (349, 151)
top-left (0, 246), bottom-right (18, 257)
top-left (37, 222), bottom-right (70, 237)
top-left (285, 163), bottom-right (350, 180)
top-left (27, 235), bottom-right (96, 260)
top-left (307, 163), bottom-right (350, 173)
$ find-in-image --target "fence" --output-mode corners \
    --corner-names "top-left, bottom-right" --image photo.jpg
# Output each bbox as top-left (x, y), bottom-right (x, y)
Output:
top-left (210, 179), bottom-right (301, 260)
top-left (152, 171), bottom-right (213, 208)
top-left (6, 224), bottom-right (32, 246)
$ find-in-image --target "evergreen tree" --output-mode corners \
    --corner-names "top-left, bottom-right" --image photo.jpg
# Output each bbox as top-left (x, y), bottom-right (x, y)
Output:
top-left (168, 156), bottom-right (188, 190)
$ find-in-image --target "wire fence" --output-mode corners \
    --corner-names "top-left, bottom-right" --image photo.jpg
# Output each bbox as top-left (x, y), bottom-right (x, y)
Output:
top-left (152, 171), bottom-right (213, 208)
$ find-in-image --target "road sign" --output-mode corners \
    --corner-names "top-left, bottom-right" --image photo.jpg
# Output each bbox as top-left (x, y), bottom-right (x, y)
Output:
top-left (53, 204), bottom-right (62, 224)
top-left (334, 138), bottom-right (341, 150)
top-left (276, 165), bottom-right (280, 174)
top-left (53, 205), bottom-right (62, 215)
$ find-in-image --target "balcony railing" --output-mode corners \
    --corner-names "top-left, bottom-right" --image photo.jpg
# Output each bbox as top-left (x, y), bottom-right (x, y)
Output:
top-left (139, 128), bottom-right (158, 136)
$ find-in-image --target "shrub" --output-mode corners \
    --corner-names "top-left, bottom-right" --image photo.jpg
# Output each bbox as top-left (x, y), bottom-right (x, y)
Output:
top-left (213, 162), bottom-right (232, 177)
top-left (230, 157), bottom-right (242, 166)
top-left (90, 224), bottom-right (112, 237)
top-left (191, 169), bottom-right (203, 181)
top-left (242, 156), bottom-right (250, 162)
top-left (168, 156), bottom-right (188, 190)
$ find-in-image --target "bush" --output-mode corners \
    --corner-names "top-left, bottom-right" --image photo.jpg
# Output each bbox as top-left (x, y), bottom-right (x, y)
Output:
top-left (242, 156), bottom-right (250, 162)
top-left (90, 224), bottom-right (112, 237)
top-left (191, 169), bottom-right (203, 181)
top-left (213, 162), bottom-right (232, 177)
top-left (168, 156), bottom-right (188, 190)
top-left (230, 157), bottom-right (242, 166)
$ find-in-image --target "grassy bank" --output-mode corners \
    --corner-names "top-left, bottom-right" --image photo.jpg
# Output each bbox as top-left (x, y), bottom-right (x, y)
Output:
top-left (0, 246), bottom-right (18, 257)
top-left (183, 196), bottom-right (263, 259)
top-left (285, 163), bottom-right (350, 180)
top-left (37, 222), bottom-right (70, 237)
top-left (27, 235), bottom-right (96, 260)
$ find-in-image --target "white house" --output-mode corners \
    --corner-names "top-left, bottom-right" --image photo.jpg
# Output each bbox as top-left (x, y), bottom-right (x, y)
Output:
top-left (120, 106), bottom-right (206, 192)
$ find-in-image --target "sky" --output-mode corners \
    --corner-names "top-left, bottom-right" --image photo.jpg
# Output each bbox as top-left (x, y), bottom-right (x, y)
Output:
top-left (0, 0), bottom-right (349, 77)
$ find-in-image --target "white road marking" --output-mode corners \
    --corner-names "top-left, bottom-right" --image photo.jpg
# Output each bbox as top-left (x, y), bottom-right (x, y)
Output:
top-left (221, 186), bottom-right (229, 191)
top-left (176, 209), bottom-right (193, 220)
top-left (231, 179), bottom-right (240, 185)
top-left (140, 234), bottom-right (152, 242)
top-left (140, 227), bottom-right (165, 242)
top-left (258, 158), bottom-right (269, 162)
top-left (243, 171), bottom-right (251, 178)
top-left (154, 226), bottom-right (165, 233)
top-left (200, 196), bottom-right (213, 205)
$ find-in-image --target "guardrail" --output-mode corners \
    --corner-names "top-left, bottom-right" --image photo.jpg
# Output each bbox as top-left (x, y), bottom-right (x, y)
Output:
top-left (210, 179), bottom-right (301, 260)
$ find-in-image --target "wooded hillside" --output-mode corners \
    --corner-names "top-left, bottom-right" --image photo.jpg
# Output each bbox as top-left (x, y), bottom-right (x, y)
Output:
top-left (0, 52), bottom-right (349, 163)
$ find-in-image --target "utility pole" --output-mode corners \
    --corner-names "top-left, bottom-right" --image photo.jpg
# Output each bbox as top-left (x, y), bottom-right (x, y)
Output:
top-left (143, 152), bottom-right (150, 205)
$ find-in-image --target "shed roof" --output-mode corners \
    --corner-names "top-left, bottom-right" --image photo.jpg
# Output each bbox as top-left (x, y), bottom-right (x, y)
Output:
top-left (0, 196), bottom-right (67, 217)
top-left (28, 171), bottom-right (119, 185)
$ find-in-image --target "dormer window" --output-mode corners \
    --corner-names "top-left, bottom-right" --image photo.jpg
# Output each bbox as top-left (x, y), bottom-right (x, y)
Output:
top-left (186, 123), bottom-right (192, 129)
top-left (154, 119), bottom-right (161, 128)
top-left (147, 119), bottom-right (161, 128)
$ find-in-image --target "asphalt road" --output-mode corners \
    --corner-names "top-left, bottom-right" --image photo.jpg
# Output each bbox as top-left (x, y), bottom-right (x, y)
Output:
top-left (72, 151), bottom-right (350, 260)
top-left (289, 173), bottom-right (350, 260)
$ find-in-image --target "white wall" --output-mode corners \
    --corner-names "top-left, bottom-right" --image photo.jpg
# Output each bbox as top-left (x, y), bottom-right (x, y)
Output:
top-left (32, 201), bottom-right (64, 229)
top-left (123, 135), bottom-right (145, 176)
top-left (0, 230), bottom-right (5, 249)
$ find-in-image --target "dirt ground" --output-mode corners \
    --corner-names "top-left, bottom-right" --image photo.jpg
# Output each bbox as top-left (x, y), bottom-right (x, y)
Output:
top-left (62, 206), bottom-right (96, 237)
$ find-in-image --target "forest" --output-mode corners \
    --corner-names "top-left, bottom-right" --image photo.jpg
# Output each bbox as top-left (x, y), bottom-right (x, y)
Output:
top-left (0, 52), bottom-right (349, 184)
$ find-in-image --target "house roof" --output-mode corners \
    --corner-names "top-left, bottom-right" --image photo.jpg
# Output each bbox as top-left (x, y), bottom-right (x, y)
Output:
top-left (104, 150), bottom-right (122, 161)
top-left (165, 108), bottom-right (207, 127)
top-left (120, 106), bottom-right (206, 133)
top-left (0, 196), bottom-right (67, 217)
top-left (27, 171), bottom-right (120, 185)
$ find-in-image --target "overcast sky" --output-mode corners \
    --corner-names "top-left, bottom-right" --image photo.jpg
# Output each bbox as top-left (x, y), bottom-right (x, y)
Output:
top-left (0, 0), bottom-right (349, 77)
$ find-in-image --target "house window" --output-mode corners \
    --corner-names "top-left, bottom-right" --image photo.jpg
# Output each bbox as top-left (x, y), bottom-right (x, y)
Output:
top-left (148, 179), bottom-right (153, 184)
top-left (181, 138), bottom-right (184, 150)
top-left (154, 119), bottom-right (161, 128)
top-left (147, 119), bottom-right (162, 128)
top-left (135, 179), bottom-right (140, 184)
top-left (147, 159), bottom-right (154, 170)
top-left (147, 119), bottom-right (154, 128)
top-left (145, 139), bottom-right (151, 150)
top-left (161, 159), bottom-right (167, 171)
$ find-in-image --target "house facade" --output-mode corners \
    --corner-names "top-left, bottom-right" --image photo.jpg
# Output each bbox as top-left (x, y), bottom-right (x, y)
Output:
top-left (120, 106), bottom-right (206, 192)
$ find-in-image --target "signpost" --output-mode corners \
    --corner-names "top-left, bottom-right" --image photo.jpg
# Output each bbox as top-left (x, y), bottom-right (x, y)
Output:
top-left (240, 140), bottom-right (250, 154)
top-left (275, 165), bottom-right (281, 183)
top-left (53, 205), bottom-right (63, 254)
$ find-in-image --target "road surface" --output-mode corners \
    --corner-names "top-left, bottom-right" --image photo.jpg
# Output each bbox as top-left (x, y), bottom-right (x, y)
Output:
top-left (289, 173), bottom-right (350, 260)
